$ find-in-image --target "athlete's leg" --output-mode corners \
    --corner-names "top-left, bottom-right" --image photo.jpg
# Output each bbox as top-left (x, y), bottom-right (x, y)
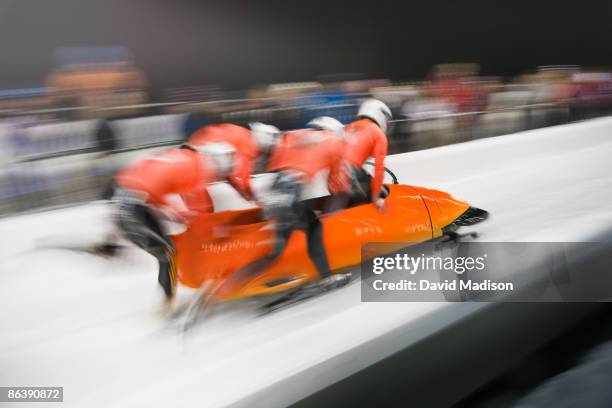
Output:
top-left (213, 171), bottom-right (302, 298)
top-left (300, 204), bottom-right (351, 290)
top-left (115, 190), bottom-right (176, 299)
top-left (344, 165), bottom-right (372, 206)
top-left (214, 223), bottom-right (293, 298)
top-left (141, 207), bottom-right (177, 299)
top-left (303, 208), bottom-right (332, 278)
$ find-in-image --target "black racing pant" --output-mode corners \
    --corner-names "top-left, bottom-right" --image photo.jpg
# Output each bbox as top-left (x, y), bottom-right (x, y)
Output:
top-left (216, 171), bottom-right (332, 295)
top-left (325, 165), bottom-right (373, 213)
top-left (114, 189), bottom-right (177, 299)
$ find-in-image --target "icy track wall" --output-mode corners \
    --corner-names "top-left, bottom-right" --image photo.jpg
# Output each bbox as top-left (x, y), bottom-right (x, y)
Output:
top-left (1, 117), bottom-right (612, 408)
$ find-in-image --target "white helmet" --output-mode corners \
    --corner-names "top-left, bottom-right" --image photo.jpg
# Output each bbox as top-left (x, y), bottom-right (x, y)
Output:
top-left (198, 142), bottom-right (236, 179)
top-left (249, 122), bottom-right (280, 151)
top-left (307, 116), bottom-right (345, 139)
top-left (357, 99), bottom-right (392, 133)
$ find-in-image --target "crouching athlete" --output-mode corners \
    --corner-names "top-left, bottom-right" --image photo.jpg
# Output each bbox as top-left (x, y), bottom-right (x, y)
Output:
top-left (343, 99), bottom-right (392, 211)
top-left (113, 143), bottom-right (236, 300)
top-left (213, 116), bottom-right (351, 299)
top-left (187, 122), bottom-right (281, 202)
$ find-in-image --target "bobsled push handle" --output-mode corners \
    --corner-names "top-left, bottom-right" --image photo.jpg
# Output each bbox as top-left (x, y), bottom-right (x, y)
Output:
top-left (363, 161), bottom-right (399, 185)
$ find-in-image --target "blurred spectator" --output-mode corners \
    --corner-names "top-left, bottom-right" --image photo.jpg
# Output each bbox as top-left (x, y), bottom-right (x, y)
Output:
top-left (45, 46), bottom-right (148, 120)
top-left (7, 117), bottom-right (36, 157)
top-left (3, 61), bottom-right (612, 216)
top-left (93, 119), bottom-right (117, 153)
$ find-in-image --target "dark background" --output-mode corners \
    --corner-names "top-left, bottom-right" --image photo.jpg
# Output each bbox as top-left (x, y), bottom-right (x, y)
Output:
top-left (0, 0), bottom-right (610, 96)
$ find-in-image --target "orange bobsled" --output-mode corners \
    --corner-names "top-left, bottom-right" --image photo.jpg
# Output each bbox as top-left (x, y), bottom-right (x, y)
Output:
top-left (172, 183), bottom-right (488, 301)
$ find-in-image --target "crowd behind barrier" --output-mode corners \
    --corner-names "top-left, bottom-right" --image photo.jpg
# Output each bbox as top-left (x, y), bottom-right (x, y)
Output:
top-left (1, 68), bottom-right (612, 216)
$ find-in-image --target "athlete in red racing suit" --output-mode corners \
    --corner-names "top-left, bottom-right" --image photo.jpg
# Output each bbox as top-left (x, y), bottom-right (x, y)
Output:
top-left (343, 99), bottom-right (392, 211)
top-left (187, 122), bottom-right (280, 202)
top-left (213, 117), bottom-right (351, 298)
top-left (113, 143), bottom-right (236, 300)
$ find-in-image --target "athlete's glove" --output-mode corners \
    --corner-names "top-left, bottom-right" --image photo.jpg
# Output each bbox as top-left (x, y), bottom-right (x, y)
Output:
top-left (374, 198), bottom-right (386, 212)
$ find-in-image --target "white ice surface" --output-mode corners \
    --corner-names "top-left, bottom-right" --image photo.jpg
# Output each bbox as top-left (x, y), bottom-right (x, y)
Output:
top-left (2, 118), bottom-right (612, 407)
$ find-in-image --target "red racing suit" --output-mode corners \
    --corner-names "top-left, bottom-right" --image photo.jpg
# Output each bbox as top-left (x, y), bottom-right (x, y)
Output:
top-left (116, 147), bottom-right (218, 217)
top-left (188, 124), bottom-right (258, 200)
top-left (343, 118), bottom-right (388, 200)
top-left (267, 129), bottom-right (347, 193)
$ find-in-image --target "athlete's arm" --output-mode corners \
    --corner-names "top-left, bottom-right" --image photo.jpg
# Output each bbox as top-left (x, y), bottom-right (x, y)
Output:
top-left (371, 129), bottom-right (388, 200)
